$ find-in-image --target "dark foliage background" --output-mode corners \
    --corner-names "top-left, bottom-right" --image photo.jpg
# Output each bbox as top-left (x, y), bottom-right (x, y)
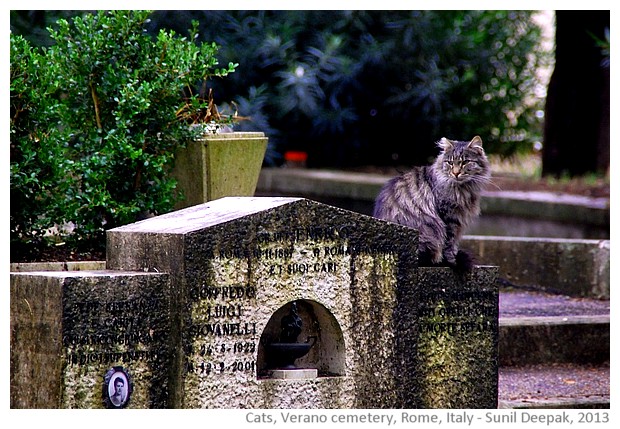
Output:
top-left (12, 10), bottom-right (551, 168)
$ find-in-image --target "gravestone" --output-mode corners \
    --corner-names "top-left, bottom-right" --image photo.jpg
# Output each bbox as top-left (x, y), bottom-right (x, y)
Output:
top-left (10, 197), bottom-right (498, 408)
top-left (10, 271), bottom-right (170, 408)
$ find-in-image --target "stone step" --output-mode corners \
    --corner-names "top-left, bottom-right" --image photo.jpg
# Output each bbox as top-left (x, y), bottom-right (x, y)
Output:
top-left (498, 290), bottom-right (610, 409)
top-left (500, 315), bottom-right (610, 366)
top-left (463, 236), bottom-right (610, 299)
top-left (499, 290), bottom-right (610, 366)
top-left (256, 168), bottom-right (610, 238)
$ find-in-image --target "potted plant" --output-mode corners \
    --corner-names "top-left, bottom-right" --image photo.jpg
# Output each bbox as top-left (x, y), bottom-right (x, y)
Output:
top-left (172, 86), bottom-right (268, 209)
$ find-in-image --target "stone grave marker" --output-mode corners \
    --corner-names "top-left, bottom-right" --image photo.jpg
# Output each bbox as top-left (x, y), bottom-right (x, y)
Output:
top-left (11, 197), bottom-right (498, 408)
top-left (10, 271), bottom-right (170, 408)
top-left (107, 197), bottom-right (498, 408)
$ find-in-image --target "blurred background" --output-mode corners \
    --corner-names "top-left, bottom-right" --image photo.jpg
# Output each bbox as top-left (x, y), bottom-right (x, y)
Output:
top-left (10, 10), bottom-right (609, 175)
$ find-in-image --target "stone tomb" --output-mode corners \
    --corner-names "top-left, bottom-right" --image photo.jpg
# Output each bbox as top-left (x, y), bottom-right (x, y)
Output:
top-left (10, 270), bottom-right (170, 408)
top-left (11, 197), bottom-right (498, 408)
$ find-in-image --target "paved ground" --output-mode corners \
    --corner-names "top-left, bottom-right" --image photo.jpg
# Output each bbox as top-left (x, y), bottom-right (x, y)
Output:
top-left (499, 290), bottom-right (610, 318)
top-left (498, 363), bottom-right (610, 408)
top-left (498, 290), bottom-right (610, 408)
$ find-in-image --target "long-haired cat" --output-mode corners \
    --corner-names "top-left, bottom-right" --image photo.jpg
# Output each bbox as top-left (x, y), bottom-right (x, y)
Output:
top-left (373, 136), bottom-right (491, 272)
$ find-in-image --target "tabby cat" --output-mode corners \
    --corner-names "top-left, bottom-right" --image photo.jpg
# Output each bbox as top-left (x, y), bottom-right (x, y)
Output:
top-left (373, 136), bottom-right (491, 271)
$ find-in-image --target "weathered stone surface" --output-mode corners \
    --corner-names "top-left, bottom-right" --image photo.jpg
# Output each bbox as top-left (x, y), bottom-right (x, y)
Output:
top-left (107, 197), bottom-right (497, 408)
top-left (10, 261), bottom-right (106, 272)
top-left (462, 236), bottom-right (610, 298)
top-left (415, 267), bottom-right (499, 408)
top-left (171, 132), bottom-right (268, 209)
top-left (11, 197), bottom-right (499, 409)
top-left (108, 197), bottom-right (421, 408)
top-left (10, 271), bottom-right (170, 409)
top-left (10, 274), bottom-right (64, 408)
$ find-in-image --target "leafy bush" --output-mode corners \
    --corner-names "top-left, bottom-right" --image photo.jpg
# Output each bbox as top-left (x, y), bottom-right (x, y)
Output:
top-left (10, 34), bottom-right (65, 260)
top-left (10, 10), bottom-right (236, 260)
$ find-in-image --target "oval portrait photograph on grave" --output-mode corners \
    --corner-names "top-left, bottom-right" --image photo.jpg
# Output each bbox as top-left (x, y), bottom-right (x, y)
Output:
top-left (103, 367), bottom-right (132, 409)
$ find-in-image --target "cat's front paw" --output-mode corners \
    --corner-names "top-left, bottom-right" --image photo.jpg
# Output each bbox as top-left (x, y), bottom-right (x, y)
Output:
top-left (431, 250), bottom-right (444, 265)
top-left (443, 249), bottom-right (457, 266)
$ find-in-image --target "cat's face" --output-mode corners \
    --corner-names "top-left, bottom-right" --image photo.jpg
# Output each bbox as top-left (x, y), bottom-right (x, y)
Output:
top-left (437, 136), bottom-right (490, 184)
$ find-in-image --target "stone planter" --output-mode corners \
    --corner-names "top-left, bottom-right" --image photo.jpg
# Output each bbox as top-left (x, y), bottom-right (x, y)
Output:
top-left (171, 131), bottom-right (268, 209)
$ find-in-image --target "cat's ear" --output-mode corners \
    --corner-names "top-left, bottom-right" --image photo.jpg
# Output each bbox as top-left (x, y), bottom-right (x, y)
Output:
top-left (468, 136), bottom-right (484, 151)
top-left (438, 137), bottom-right (454, 150)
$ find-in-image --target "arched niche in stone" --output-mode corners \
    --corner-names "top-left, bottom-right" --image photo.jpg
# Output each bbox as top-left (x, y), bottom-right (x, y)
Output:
top-left (257, 299), bottom-right (345, 378)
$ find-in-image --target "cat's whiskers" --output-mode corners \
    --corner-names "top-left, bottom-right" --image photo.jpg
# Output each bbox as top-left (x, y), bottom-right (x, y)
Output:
top-left (484, 178), bottom-right (502, 191)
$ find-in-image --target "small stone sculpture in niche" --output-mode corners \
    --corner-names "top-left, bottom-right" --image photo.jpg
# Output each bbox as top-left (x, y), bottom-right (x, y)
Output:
top-left (267, 301), bottom-right (316, 369)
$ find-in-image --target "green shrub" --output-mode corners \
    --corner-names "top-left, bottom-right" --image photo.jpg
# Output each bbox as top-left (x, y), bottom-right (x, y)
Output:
top-left (10, 34), bottom-right (64, 260)
top-left (10, 10), bottom-right (236, 260)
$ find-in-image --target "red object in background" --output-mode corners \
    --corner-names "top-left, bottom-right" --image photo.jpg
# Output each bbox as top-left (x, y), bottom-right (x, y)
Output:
top-left (284, 151), bottom-right (308, 162)
top-left (284, 151), bottom-right (308, 168)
